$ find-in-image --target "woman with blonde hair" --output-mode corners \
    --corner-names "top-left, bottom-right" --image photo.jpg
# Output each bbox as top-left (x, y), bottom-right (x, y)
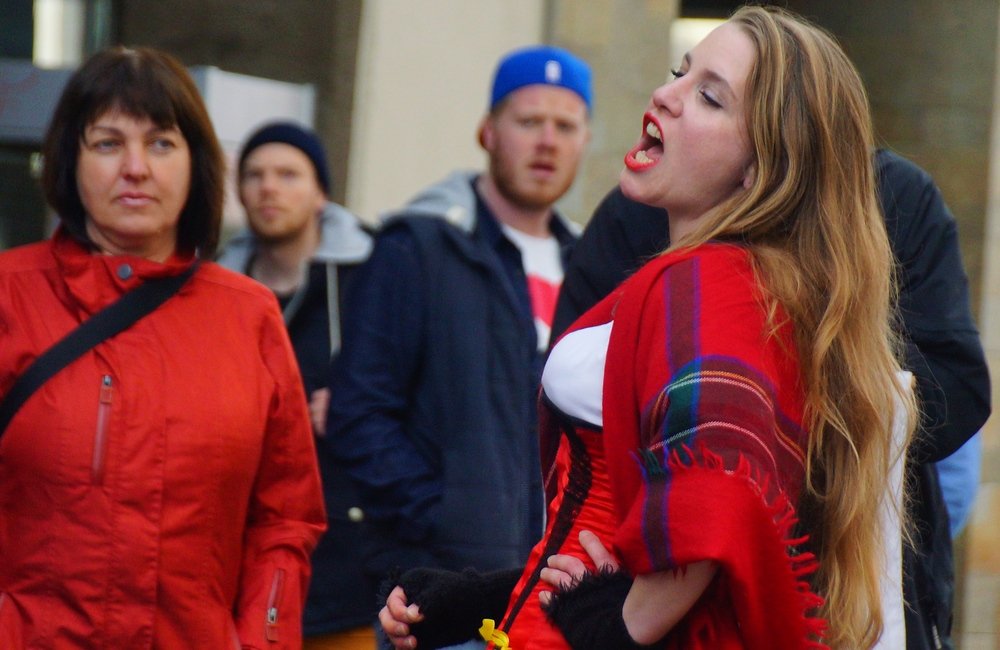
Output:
top-left (380, 5), bottom-right (914, 649)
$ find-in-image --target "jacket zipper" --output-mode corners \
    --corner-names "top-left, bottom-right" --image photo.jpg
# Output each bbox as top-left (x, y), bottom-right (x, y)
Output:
top-left (931, 622), bottom-right (943, 649)
top-left (91, 375), bottom-right (113, 485)
top-left (265, 568), bottom-right (285, 642)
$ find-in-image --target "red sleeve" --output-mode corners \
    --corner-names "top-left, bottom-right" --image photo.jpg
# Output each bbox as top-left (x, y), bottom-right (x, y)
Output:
top-left (234, 307), bottom-right (326, 649)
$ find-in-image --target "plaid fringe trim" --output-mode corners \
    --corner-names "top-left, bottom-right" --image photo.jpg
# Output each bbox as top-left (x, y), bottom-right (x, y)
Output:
top-left (642, 442), bottom-right (828, 649)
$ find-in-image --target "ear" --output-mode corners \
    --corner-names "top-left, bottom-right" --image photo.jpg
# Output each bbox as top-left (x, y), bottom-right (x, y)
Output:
top-left (741, 162), bottom-right (756, 190)
top-left (313, 189), bottom-right (327, 214)
top-left (237, 183), bottom-right (250, 209)
top-left (477, 115), bottom-right (494, 151)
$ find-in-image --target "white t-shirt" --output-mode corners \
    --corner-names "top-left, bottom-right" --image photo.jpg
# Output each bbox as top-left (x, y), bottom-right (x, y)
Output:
top-left (502, 225), bottom-right (563, 351)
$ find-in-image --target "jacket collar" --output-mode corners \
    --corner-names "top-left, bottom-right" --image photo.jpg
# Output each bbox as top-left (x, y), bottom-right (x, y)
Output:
top-left (383, 170), bottom-right (580, 246)
top-left (215, 202), bottom-right (372, 273)
top-left (52, 227), bottom-right (196, 315)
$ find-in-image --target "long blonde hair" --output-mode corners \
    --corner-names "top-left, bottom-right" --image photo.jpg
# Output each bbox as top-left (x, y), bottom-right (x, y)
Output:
top-left (672, 6), bottom-right (916, 648)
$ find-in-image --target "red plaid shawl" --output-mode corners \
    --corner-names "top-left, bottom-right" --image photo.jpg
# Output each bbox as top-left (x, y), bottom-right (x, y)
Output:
top-left (602, 243), bottom-right (826, 649)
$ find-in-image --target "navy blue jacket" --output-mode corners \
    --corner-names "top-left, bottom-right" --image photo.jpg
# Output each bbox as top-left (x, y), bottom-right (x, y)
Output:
top-left (551, 150), bottom-right (990, 650)
top-left (218, 204), bottom-right (377, 635)
top-left (327, 172), bottom-right (577, 580)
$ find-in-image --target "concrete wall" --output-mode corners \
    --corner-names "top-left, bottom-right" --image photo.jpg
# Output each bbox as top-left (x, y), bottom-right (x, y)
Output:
top-left (346, 0), bottom-right (544, 222)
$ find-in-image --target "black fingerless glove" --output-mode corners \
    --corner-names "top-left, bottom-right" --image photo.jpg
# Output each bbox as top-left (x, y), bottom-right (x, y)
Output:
top-left (542, 569), bottom-right (665, 649)
top-left (378, 567), bottom-right (521, 649)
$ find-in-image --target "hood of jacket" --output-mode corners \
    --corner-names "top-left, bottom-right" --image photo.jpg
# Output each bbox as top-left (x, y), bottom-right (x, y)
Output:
top-left (216, 202), bottom-right (373, 353)
top-left (381, 170), bottom-right (581, 237)
top-left (217, 202), bottom-right (372, 272)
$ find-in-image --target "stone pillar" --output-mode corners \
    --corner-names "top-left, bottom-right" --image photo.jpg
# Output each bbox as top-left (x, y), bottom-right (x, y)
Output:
top-left (345, 0), bottom-right (545, 222)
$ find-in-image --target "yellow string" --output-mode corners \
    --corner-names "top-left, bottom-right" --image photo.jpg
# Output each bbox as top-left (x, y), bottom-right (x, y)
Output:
top-left (479, 618), bottom-right (511, 649)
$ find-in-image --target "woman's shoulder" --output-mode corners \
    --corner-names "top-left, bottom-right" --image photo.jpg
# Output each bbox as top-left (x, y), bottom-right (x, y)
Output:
top-left (660, 241), bottom-right (749, 268)
top-left (0, 240), bottom-right (58, 275)
top-left (191, 261), bottom-right (281, 311)
top-left (623, 242), bottom-right (752, 294)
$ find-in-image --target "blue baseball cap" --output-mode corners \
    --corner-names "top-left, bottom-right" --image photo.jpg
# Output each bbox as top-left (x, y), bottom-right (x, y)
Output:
top-left (490, 45), bottom-right (593, 113)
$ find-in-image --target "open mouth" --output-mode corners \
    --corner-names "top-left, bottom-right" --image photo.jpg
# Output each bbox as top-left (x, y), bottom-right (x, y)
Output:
top-left (624, 113), bottom-right (664, 171)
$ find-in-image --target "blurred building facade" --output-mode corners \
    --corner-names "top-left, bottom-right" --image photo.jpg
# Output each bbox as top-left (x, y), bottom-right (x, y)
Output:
top-left (2, 1), bottom-right (999, 646)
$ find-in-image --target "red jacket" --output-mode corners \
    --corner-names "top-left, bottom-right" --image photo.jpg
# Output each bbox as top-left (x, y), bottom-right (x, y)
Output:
top-left (0, 232), bottom-right (326, 649)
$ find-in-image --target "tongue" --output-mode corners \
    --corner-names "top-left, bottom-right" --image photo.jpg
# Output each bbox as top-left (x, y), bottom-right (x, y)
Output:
top-left (635, 144), bottom-right (664, 163)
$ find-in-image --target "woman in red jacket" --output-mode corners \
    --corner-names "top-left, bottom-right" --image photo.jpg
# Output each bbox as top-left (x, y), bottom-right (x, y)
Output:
top-left (0, 47), bottom-right (326, 649)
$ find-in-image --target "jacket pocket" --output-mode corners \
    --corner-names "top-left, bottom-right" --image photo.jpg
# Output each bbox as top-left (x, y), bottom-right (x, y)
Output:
top-left (265, 568), bottom-right (285, 643)
top-left (91, 375), bottom-right (113, 485)
top-left (0, 593), bottom-right (25, 647)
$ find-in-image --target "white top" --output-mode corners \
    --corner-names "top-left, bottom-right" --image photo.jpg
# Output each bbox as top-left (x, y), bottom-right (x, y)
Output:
top-left (502, 225), bottom-right (563, 351)
top-left (541, 321), bottom-right (612, 428)
top-left (874, 371), bottom-right (913, 650)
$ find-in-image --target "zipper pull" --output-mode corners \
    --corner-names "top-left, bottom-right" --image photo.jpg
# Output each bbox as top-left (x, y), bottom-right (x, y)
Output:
top-left (92, 375), bottom-right (114, 486)
top-left (265, 568), bottom-right (285, 642)
top-left (100, 375), bottom-right (113, 402)
top-left (931, 622), bottom-right (943, 649)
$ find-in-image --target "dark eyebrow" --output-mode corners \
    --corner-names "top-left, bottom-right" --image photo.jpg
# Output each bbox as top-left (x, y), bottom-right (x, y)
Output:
top-left (85, 124), bottom-right (123, 135)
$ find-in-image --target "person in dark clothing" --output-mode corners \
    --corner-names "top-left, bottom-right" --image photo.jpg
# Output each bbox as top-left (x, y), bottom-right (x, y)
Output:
top-left (326, 47), bottom-right (592, 650)
top-left (550, 148), bottom-right (991, 650)
top-left (217, 122), bottom-right (376, 649)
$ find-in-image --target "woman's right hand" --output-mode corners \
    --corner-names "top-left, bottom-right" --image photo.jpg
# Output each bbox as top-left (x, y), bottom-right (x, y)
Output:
top-left (379, 586), bottom-right (424, 649)
top-left (539, 529), bottom-right (621, 605)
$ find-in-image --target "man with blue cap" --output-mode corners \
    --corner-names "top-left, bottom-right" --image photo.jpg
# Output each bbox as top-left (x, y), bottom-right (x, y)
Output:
top-left (327, 45), bottom-right (592, 649)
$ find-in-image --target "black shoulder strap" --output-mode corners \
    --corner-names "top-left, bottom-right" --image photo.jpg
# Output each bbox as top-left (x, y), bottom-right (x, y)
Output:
top-left (0, 261), bottom-right (201, 438)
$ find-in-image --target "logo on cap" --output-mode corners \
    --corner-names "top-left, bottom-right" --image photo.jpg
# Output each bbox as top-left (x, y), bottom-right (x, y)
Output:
top-left (545, 60), bottom-right (562, 84)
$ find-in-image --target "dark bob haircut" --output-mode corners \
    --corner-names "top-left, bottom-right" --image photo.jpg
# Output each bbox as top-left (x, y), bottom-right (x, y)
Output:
top-left (41, 46), bottom-right (225, 257)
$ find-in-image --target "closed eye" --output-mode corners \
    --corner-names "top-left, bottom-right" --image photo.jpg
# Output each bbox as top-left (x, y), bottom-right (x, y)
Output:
top-left (700, 89), bottom-right (722, 108)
